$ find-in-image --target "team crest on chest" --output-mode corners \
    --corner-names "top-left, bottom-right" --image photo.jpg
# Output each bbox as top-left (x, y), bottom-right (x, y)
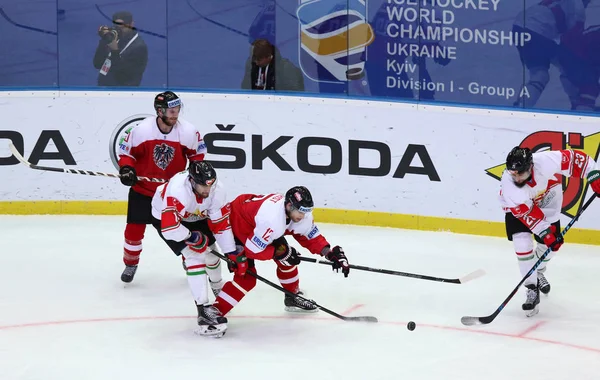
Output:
top-left (183, 209), bottom-right (209, 222)
top-left (153, 143), bottom-right (175, 170)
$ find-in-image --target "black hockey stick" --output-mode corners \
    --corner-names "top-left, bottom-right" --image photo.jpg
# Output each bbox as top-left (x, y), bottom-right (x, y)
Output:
top-left (461, 195), bottom-right (596, 326)
top-left (8, 143), bottom-right (165, 183)
top-left (298, 256), bottom-right (485, 284)
top-left (210, 250), bottom-right (378, 323)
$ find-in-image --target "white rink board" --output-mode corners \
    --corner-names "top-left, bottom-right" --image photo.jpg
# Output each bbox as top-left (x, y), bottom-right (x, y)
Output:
top-left (1, 91), bottom-right (598, 230)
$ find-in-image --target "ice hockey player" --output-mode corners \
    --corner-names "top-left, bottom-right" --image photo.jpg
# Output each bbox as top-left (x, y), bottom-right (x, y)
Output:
top-left (117, 91), bottom-right (207, 283)
top-left (150, 161), bottom-right (234, 337)
top-left (213, 186), bottom-right (350, 317)
top-left (499, 146), bottom-right (600, 317)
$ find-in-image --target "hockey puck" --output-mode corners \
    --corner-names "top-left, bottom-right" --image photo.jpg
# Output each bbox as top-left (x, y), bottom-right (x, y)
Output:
top-left (407, 321), bottom-right (416, 331)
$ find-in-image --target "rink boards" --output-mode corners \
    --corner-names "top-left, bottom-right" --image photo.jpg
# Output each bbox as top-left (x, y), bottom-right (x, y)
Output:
top-left (1, 91), bottom-right (598, 244)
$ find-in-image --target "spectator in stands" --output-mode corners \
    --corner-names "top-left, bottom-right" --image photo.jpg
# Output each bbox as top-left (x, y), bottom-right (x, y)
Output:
top-left (241, 39), bottom-right (304, 92)
top-left (93, 11), bottom-right (148, 87)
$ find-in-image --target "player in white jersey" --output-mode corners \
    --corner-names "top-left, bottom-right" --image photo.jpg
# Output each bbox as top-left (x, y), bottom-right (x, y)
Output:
top-left (499, 146), bottom-right (600, 317)
top-left (150, 161), bottom-right (236, 337)
top-left (512, 0), bottom-right (590, 107)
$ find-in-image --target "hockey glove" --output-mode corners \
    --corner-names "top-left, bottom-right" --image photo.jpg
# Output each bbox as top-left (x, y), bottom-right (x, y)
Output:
top-left (227, 252), bottom-right (248, 277)
top-left (539, 225), bottom-right (563, 252)
top-left (185, 231), bottom-right (208, 254)
top-left (325, 246), bottom-right (350, 277)
top-left (273, 243), bottom-right (301, 266)
top-left (587, 170), bottom-right (600, 196)
top-left (119, 165), bottom-right (138, 186)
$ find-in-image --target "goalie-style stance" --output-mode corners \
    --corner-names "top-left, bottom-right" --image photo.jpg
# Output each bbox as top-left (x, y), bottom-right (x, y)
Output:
top-left (150, 161), bottom-right (235, 337)
top-left (118, 91), bottom-right (207, 283)
top-left (213, 186), bottom-right (350, 317)
top-left (499, 147), bottom-right (599, 317)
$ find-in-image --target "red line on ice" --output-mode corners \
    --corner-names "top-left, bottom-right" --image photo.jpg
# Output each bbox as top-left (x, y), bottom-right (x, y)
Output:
top-left (1, 315), bottom-right (599, 354)
top-left (341, 304), bottom-right (365, 315)
top-left (517, 321), bottom-right (546, 337)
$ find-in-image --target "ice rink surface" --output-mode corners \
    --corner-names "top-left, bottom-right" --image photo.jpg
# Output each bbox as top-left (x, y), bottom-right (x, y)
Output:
top-left (1, 216), bottom-right (599, 380)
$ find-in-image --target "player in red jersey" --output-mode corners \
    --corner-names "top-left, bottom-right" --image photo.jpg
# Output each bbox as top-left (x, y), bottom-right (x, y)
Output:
top-left (213, 186), bottom-right (350, 316)
top-left (117, 91), bottom-right (207, 283)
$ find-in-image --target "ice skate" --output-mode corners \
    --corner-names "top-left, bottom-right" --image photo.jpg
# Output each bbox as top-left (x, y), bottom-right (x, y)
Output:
top-left (209, 279), bottom-right (223, 298)
top-left (284, 291), bottom-right (318, 313)
top-left (195, 304), bottom-right (227, 338)
top-left (537, 271), bottom-right (551, 295)
top-left (522, 282), bottom-right (540, 317)
top-left (121, 265), bottom-right (138, 283)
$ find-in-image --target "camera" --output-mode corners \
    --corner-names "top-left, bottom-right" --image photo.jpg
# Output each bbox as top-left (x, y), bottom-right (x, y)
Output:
top-left (99, 27), bottom-right (119, 44)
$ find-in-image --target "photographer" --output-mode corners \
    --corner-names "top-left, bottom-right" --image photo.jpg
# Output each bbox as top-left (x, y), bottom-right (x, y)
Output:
top-left (93, 11), bottom-right (148, 87)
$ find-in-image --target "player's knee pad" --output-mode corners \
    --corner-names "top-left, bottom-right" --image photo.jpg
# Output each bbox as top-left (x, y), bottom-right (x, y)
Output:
top-left (535, 243), bottom-right (555, 261)
top-left (181, 246), bottom-right (207, 261)
top-left (183, 253), bottom-right (205, 267)
top-left (535, 243), bottom-right (547, 256)
top-left (205, 245), bottom-right (219, 266)
top-left (513, 232), bottom-right (534, 254)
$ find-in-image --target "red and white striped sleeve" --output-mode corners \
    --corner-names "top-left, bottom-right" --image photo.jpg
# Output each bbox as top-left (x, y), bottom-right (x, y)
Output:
top-left (160, 186), bottom-right (191, 242)
top-left (557, 149), bottom-right (597, 179)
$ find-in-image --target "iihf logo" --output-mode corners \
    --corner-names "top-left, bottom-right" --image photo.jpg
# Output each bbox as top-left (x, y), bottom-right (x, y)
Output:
top-left (297, 0), bottom-right (375, 83)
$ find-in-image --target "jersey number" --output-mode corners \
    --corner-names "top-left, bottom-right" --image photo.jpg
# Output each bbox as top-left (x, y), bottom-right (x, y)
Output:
top-left (574, 152), bottom-right (586, 169)
top-left (522, 215), bottom-right (537, 228)
top-left (262, 228), bottom-right (274, 241)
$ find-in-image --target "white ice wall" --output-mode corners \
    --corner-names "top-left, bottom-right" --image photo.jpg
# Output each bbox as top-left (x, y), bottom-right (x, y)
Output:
top-left (1, 91), bottom-right (598, 230)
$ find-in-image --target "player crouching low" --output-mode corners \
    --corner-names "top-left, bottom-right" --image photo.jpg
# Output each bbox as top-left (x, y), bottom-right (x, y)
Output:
top-left (150, 161), bottom-right (237, 337)
top-left (213, 186), bottom-right (351, 318)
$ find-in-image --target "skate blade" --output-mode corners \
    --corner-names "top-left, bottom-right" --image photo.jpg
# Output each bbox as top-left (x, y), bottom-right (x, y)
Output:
top-left (284, 306), bottom-right (319, 313)
top-left (193, 323), bottom-right (227, 338)
top-left (525, 306), bottom-right (539, 318)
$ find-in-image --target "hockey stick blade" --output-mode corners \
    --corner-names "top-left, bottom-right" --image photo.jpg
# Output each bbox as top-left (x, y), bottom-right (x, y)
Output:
top-left (458, 269), bottom-right (486, 284)
top-left (460, 315), bottom-right (491, 326)
top-left (460, 196), bottom-right (596, 327)
top-left (344, 316), bottom-right (378, 323)
top-left (8, 143), bottom-right (31, 167)
top-left (209, 250), bottom-right (378, 323)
